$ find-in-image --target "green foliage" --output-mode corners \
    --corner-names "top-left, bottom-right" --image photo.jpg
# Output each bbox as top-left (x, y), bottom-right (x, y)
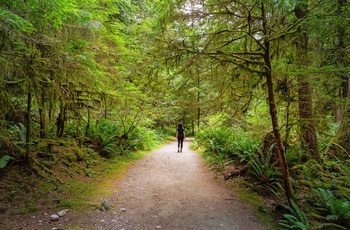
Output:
top-left (0, 155), bottom-right (14, 169)
top-left (248, 147), bottom-right (282, 185)
top-left (255, 182), bottom-right (284, 200)
top-left (290, 158), bottom-right (350, 229)
top-left (194, 127), bottom-right (234, 167)
top-left (9, 123), bottom-right (27, 142)
top-left (285, 147), bottom-right (305, 168)
top-left (128, 127), bottom-right (164, 151)
top-left (278, 199), bottom-right (310, 230)
top-left (85, 120), bottom-right (119, 157)
top-left (0, 9), bottom-right (36, 33)
top-left (312, 188), bottom-right (350, 222)
top-left (83, 120), bottom-right (165, 156)
top-left (195, 126), bottom-right (284, 197)
top-left (195, 127), bottom-right (260, 160)
top-left (292, 160), bottom-right (324, 182)
top-left (231, 132), bottom-right (260, 163)
top-left (1, 1), bottom-right (350, 229)
top-left (195, 127), bottom-right (232, 154)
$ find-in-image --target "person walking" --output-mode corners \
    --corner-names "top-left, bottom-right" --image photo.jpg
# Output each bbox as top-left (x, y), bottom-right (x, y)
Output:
top-left (176, 122), bottom-right (186, 152)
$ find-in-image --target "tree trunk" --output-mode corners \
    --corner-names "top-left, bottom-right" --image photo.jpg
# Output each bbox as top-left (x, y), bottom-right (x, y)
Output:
top-left (337, 0), bottom-right (350, 154)
top-left (57, 103), bottom-right (66, 138)
top-left (338, 0), bottom-right (348, 100)
top-left (86, 107), bottom-right (91, 134)
top-left (39, 90), bottom-right (46, 138)
top-left (197, 76), bottom-right (200, 130)
top-left (261, 3), bottom-right (294, 202)
top-left (192, 119), bottom-right (195, 136)
top-left (295, 1), bottom-right (319, 160)
top-left (25, 84), bottom-right (32, 162)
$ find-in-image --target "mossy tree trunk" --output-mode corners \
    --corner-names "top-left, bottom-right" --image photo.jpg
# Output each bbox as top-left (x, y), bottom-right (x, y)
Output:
top-left (25, 82), bottom-right (32, 162)
top-left (337, 0), bottom-right (350, 154)
top-left (57, 103), bottom-right (66, 138)
top-left (39, 90), bottom-right (46, 139)
top-left (294, 0), bottom-right (319, 161)
top-left (261, 3), bottom-right (294, 203)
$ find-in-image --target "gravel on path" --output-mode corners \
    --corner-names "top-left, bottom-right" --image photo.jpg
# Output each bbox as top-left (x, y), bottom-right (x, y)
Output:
top-left (84, 138), bottom-right (267, 230)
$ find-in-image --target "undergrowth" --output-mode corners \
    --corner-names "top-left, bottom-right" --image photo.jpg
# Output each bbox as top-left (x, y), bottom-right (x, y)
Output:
top-left (0, 123), bottom-right (169, 221)
top-left (192, 126), bottom-right (350, 230)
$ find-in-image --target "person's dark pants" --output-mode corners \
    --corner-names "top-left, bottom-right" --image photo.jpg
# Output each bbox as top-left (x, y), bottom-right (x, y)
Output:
top-left (178, 137), bottom-right (184, 151)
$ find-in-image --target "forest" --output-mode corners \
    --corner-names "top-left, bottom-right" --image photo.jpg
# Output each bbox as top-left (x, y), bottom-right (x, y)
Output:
top-left (0, 0), bottom-right (350, 229)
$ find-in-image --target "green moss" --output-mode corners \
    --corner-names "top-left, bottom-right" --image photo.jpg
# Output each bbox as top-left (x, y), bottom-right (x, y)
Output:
top-left (43, 146), bottom-right (154, 211)
top-left (18, 206), bottom-right (38, 214)
top-left (58, 199), bottom-right (90, 210)
top-left (226, 178), bottom-right (277, 230)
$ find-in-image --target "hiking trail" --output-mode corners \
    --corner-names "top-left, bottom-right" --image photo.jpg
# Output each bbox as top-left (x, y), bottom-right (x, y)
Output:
top-left (79, 138), bottom-right (267, 230)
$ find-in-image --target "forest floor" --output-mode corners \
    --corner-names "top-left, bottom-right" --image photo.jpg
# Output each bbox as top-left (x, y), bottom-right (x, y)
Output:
top-left (1, 138), bottom-right (271, 230)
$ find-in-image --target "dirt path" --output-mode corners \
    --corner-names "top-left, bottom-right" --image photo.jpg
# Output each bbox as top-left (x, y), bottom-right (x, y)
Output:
top-left (78, 138), bottom-right (267, 230)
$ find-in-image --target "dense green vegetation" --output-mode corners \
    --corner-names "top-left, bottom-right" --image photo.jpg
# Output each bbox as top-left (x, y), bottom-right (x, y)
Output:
top-left (1, 0), bottom-right (350, 229)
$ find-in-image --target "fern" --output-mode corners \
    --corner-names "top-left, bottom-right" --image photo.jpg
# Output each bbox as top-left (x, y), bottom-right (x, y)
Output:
top-left (0, 155), bottom-right (14, 169)
top-left (255, 182), bottom-right (283, 200)
top-left (278, 199), bottom-right (309, 230)
top-left (312, 188), bottom-right (350, 221)
top-left (248, 146), bottom-right (281, 184)
top-left (232, 134), bottom-right (260, 162)
top-left (9, 123), bottom-right (26, 142)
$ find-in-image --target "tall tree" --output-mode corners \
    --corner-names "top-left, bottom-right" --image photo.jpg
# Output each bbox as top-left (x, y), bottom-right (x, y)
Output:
top-left (294, 0), bottom-right (319, 160)
top-left (335, 0), bottom-right (350, 153)
top-left (163, 0), bottom-right (296, 201)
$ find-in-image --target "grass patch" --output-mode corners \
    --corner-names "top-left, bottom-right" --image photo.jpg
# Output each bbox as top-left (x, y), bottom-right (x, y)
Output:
top-left (57, 199), bottom-right (88, 209)
top-left (18, 206), bottom-right (39, 214)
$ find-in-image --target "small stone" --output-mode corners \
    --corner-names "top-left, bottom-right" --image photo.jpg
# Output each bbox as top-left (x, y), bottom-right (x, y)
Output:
top-left (57, 210), bottom-right (67, 217)
top-left (120, 208), bottom-right (126, 212)
top-left (50, 214), bottom-right (59, 221)
top-left (101, 199), bottom-right (110, 211)
top-left (156, 226), bottom-right (162, 229)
